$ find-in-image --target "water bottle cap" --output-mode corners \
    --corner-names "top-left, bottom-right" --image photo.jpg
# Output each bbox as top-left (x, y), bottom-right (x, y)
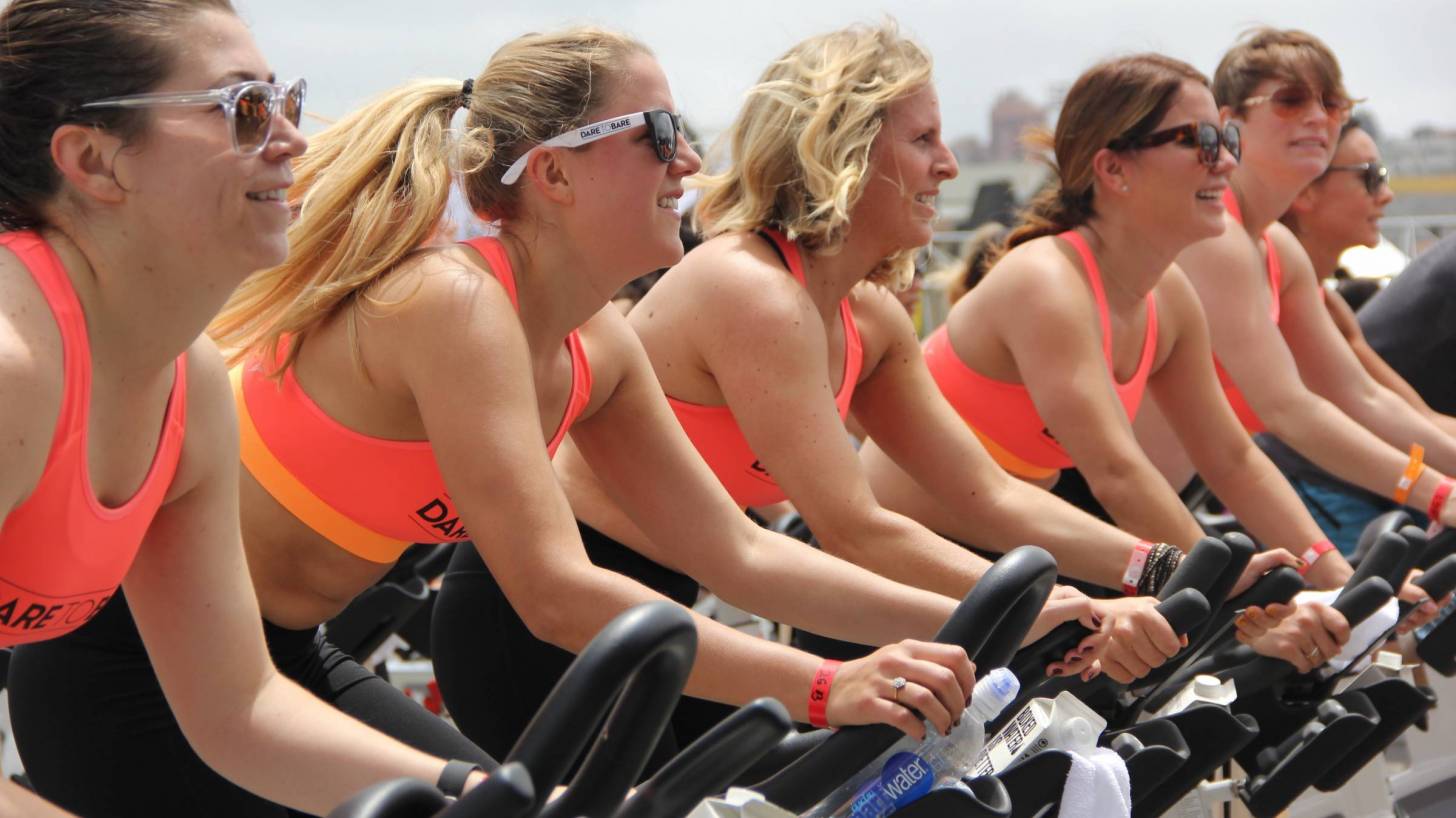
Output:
top-left (967, 667), bottom-right (1020, 723)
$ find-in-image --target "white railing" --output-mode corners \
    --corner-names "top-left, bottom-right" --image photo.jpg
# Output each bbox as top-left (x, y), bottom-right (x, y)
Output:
top-left (1380, 215), bottom-right (1456, 257)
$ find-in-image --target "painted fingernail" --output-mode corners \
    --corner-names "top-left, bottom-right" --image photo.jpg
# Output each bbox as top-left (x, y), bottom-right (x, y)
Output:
top-left (1050, 667), bottom-right (1064, 677)
top-left (1091, 613), bottom-right (1105, 628)
top-left (1293, 557), bottom-right (1307, 569)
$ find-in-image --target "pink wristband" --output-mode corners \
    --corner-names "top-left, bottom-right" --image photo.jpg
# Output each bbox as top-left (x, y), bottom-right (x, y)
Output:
top-left (1122, 540), bottom-right (1153, 596)
top-left (1298, 540), bottom-right (1336, 576)
top-left (808, 659), bottom-right (841, 728)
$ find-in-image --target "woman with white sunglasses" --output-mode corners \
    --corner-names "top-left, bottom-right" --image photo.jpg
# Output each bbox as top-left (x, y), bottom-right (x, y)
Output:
top-left (0, 1), bottom-right (507, 816)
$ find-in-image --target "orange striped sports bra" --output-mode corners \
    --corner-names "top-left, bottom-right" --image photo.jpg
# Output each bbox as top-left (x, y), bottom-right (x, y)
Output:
top-left (667, 229), bottom-right (863, 508)
top-left (235, 237), bottom-right (592, 563)
top-left (0, 231), bottom-right (188, 647)
top-left (1212, 188), bottom-right (1281, 435)
top-left (924, 230), bottom-right (1159, 480)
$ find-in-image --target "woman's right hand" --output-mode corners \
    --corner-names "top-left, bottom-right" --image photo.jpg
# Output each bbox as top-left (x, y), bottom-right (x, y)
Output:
top-left (1244, 601), bottom-right (1351, 674)
top-left (1059, 596), bottom-right (1184, 684)
top-left (825, 641), bottom-right (976, 740)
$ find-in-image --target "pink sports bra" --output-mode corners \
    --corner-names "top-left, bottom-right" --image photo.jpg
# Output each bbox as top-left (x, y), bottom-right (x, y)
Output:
top-left (0, 231), bottom-right (188, 647)
top-left (667, 229), bottom-right (864, 508)
top-left (235, 237), bottom-right (592, 563)
top-left (924, 230), bottom-right (1159, 480)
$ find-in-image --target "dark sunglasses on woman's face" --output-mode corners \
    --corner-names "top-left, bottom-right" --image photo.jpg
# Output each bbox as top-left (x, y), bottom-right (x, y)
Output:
top-left (1108, 121), bottom-right (1241, 170)
top-left (501, 108), bottom-right (685, 184)
top-left (1323, 161), bottom-right (1389, 195)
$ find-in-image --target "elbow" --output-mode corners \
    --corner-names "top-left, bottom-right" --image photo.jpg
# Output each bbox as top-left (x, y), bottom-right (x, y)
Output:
top-left (811, 507), bottom-right (900, 566)
top-left (1081, 457), bottom-right (1146, 511)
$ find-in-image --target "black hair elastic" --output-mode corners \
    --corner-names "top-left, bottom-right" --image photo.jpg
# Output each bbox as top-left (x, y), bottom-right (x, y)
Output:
top-left (460, 77), bottom-right (474, 104)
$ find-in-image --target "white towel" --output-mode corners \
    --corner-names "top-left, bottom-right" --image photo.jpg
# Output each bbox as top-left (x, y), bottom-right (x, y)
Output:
top-left (1057, 747), bottom-right (1131, 817)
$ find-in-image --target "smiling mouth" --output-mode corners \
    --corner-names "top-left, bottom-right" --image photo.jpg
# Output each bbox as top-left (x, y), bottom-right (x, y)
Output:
top-left (914, 193), bottom-right (936, 207)
top-left (246, 189), bottom-right (287, 202)
top-left (1195, 187), bottom-right (1224, 202)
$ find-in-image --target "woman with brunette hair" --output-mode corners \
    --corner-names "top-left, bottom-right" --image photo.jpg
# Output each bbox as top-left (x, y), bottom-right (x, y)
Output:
top-left (860, 53), bottom-right (1403, 670)
top-left (551, 20), bottom-right (1202, 688)
top-left (189, 25), bottom-right (1006, 775)
top-left (1133, 29), bottom-right (1456, 566)
top-left (0, 1), bottom-right (517, 815)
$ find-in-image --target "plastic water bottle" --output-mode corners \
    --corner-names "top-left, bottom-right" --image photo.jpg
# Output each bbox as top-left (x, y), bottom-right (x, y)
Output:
top-left (803, 667), bottom-right (1020, 818)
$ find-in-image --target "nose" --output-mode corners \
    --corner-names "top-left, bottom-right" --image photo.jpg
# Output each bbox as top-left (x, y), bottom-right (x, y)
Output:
top-left (1375, 177), bottom-right (1395, 206)
top-left (263, 108), bottom-right (308, 162)
top-left (934, 137), bottom-right (959, 181)
top-left (672, 133), bottom-right (703, 177)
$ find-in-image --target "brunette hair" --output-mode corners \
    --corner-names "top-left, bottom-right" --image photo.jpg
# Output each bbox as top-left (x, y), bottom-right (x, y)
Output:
top-left (1213, 27), bottom-right (1350, 115)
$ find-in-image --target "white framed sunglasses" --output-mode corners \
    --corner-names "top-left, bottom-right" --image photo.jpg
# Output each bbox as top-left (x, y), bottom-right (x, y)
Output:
top-left (501, 109), bottom-right (684, 185)
top-left (79, 78), bottom-right (307, 156)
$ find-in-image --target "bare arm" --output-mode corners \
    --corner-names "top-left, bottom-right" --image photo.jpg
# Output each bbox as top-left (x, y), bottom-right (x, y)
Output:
top-left (1275, 227), bottom-right (1456, 475)
top-left (391, 261), bottom-right (968, 735)
top-left (125, 339), bottom-right (456, 816)
top-left (982, 251), bottom-right (1203, 548)
top-left (852, 284), bottom-right (1150, 590)
top-left (567, 306), bottom-right (956, 646)
top-left (1147, 268), bottom-right (1345, 587)
top-left (1178, 226), bottom-right (1456, 525)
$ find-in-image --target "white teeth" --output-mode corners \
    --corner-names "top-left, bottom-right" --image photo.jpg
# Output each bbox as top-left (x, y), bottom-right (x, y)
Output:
top-left (246, 189), bottom-right (286, 202)
top-left (914, 194), bottom-right (936, 205)
top-left (657, 197), bottom-right (676, 208)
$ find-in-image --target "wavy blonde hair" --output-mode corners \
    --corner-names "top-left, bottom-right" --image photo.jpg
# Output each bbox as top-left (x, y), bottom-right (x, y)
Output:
top-left (693, 20), bottom-right (932, 289)
top-left (210, 27), bottom-right (650, 374)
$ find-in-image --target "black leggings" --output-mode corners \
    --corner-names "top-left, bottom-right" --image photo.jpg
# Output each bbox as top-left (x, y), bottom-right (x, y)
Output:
top-left (431, 523), bottom-right (735, 778)
top-left (9, 590), bottom-right (494, 818)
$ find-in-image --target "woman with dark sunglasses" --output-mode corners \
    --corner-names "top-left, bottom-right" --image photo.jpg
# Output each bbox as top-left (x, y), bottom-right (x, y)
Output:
top-left (553, 21), bottom-right (1211, 688)
top-left (860, 53), bottom-right (1375, 671)
top-left (204, 26), bottom-right (1000, 772)
top-left (1133, 28), bottom-right (1456, 576)
top-left (0, 1), bottom-right (512, 816)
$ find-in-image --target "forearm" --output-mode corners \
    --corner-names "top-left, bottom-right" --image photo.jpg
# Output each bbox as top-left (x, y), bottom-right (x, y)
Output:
top-left (1265, 395), bottom-right (1451, 513)
top-left (1333, 384), bottom-right (1456, 474)
top-left (707, 527), bottom-right (956, 645)
top-left (1073, 462), bottom-right (1205, 553)
top-left (1355, 342), bottom-right (1435, 416)
top-left (191, 672), bottom-right (451, 815)
top-left (682, 613), bottom-right (823, 721)
top-left (945, 475), bottom-right (1146, 591)
top-left (1200, 440), bottom-right (1353, 588)
top-left (814, 507), bottom-right (991, 599)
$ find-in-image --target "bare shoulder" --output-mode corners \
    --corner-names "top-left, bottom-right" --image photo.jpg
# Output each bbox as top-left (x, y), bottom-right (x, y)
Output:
top-left (369, 244), bottom-right (519, 329)
top-left (1266, 221), bottom-right (1319, 287)
top-left (1177, 215), bottom-right (1256, 278)
top-left (848, 280), bottom-right (917, 350)
top-left (980, 236), bottom-right (1095, 322)
top-left (649, 232), bottom-right (818, 330)
top-left (0, 243), bottom-right (64, 517)
top-left (163, 334), bottom-right (237, 503)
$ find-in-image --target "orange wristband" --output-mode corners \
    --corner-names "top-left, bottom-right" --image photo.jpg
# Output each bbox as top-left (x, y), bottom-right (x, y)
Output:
top-left (1394, 443), bottom-right (1426, 506)
top-left (808, 659), bottom-right (841, 728)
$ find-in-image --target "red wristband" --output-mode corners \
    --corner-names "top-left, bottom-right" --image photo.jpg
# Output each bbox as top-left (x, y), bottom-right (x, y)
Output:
top-left (808, 659), bottom-right (841, 728)
top-left (1122, 540), bottom-right (1153, 596)
top-left (1298, 539), bottom-right (1336, 576)
top-left (1429, 477), bottom-right (1455, 523)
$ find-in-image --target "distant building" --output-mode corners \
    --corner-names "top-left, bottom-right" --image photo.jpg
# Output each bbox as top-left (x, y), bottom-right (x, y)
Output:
top-left (989, 90), bottom-right (1046, 161)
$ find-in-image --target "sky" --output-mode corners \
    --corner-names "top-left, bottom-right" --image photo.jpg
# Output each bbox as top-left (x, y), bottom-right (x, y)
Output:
top-left (235, 0), bottom-right (1456, 145)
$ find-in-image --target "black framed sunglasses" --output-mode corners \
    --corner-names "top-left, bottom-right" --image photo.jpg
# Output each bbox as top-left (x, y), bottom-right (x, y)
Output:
top-left (1109, 121), bottom-right (1241, 170)
top-left (79, 78), bottom-right (307, 156)
top-left (501, 108), bottom-right (684, 185)
top-left (1323, 161), bottom-right (1389, 195)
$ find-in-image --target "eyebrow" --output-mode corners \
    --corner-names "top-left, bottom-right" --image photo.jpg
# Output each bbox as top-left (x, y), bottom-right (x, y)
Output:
top-left (211, 69), bottom-right (276, 87)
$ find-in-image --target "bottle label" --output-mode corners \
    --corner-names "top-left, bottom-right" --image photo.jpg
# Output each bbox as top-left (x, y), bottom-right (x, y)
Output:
top-left (846, 751), bottom-right (934, 818)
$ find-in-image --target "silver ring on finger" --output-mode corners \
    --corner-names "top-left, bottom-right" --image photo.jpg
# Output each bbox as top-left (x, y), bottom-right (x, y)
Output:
top-left (1305, 645), bottom-right (1321, 660)
top-left (890, 676), bottom-right (907, 703)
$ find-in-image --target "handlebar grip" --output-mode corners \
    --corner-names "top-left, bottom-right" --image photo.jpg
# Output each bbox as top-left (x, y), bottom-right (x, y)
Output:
top-left (1337, 533), bottom-right (1408, 603)
top-left (1421, 527), bottom-right (1456, 571)
top-left (1159, 538), bottom-right (1230, 600)
top-left (1226, 566), bottom-right (1306, 611)
top-left (445, 762), bottom-right (536, 818)
top-left (1007, 620), bottom-right (1091, 684)
top-left (1200, 533), bottom-right (1256, 614)
top-left (1411, 554), bottom-right (1456, 606)
top-left (1155, 588), bottom-right (1211, 636)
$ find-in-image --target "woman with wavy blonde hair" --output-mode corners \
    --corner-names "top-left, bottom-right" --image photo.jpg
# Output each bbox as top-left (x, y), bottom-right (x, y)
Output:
top-left (61, 23), bottom-right (1016, 785)
top-left (553, 20), bottom-right (1203, 686)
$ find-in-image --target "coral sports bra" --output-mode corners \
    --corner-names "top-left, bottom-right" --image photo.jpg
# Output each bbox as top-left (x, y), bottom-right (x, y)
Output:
top-left (1212, 188), bottom-right (1282, 435)
top-left (235, 236), bottom-right (592, 563)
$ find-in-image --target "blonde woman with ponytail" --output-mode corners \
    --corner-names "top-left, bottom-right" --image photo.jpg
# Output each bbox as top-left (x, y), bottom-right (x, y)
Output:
top-left (205, 26), bottom-right (1016, 772)
top-left (552, 21), bottom-right (1199, 686)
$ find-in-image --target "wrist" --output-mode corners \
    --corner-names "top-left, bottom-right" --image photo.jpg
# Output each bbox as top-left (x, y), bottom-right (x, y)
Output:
top-left (1122, 540), bottom-right (1153, 596)
top-left (436, 760), bottom-right (484, 798)
top-left (1429, 476), bottom-right (1455, 522)
top-left (808, 658), bottom-right (841, 728)
top-left (1394, 444), bottom-right (1426, 506)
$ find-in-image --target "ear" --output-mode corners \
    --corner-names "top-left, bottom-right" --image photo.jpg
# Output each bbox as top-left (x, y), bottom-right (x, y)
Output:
top-left (49, 123), bottom-right (129, 207)
top-left (1219, 105), bottom-right (1236, 125)
top-left (523, 147), bottom-right (575, 207)
top-left (1090, 147), bottom-right (1130, 196)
